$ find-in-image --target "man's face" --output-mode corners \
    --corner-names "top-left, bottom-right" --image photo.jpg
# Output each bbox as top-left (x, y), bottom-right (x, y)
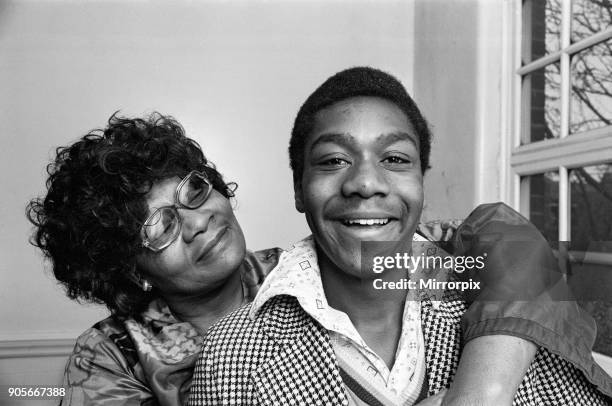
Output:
top-left (295, 96), bottom-right (424, 278)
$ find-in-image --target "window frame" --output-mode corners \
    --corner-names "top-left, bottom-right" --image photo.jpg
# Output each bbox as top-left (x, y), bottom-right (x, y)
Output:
top-left (506, 0), bottom-right (612, 265)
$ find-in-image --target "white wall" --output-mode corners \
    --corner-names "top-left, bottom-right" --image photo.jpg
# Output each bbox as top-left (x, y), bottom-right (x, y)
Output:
top-left (414, 0), bottom-right (508, 221)
top-left (0, 0), bottom-right (416, 385)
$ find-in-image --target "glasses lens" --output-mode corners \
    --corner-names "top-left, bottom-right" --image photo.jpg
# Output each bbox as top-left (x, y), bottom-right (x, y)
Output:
top-left (178, 172), bottom-right (211, 208)
top-left (142, 208), bottom-right (180, 250)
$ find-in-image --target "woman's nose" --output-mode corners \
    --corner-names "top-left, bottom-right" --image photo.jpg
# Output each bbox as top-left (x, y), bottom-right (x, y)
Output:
top-left (179, 207), bottom-right (213, 243)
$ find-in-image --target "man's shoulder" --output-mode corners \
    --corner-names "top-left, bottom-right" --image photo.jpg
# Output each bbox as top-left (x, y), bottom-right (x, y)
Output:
top-left (519, 347), bottom-right (612, 404)
top-left (204, 302), bottom-right (260, 346)
top-left (204, 295), bottom-right (306, 353)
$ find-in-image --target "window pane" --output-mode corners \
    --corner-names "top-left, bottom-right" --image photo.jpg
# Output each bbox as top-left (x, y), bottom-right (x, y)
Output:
top-left (522, 172), bottom-right (559, 242)
top-left (579, 301), bottom-right (612, 356)
top-left (522, 63), bottom-right (561, 143)
top-left (570, 163), bottom-right (612, 251)
top-left (572, 0), bottom-right (612, 43)
top-left (522, 0), bottom-right (562, 63)
top-left (570, 39), bottom-right (612, 134)
top-left (569, 163), bottom-right (612, 358)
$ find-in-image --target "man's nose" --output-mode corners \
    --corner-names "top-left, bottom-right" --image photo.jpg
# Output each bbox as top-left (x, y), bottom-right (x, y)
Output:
top-left (341, 159), bottom-right (390, 198)
top-left (179, 207), bottom-right (213, 243)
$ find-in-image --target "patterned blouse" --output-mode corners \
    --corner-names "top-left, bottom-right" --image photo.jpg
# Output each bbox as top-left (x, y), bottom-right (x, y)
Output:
top-left (59, 248), bottom-right (282, 406)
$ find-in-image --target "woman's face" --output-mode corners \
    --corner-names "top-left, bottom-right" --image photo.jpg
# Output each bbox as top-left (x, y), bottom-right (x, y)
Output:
top-left (136, 176), bottom-right (247, 297)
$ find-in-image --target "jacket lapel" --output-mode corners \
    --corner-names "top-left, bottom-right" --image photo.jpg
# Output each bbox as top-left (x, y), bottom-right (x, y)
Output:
top-left (421, 297), bottom-right (466, 396)
top-left (251, 295), bottom-right (349, 405)
top-left (249, 294), bottom-right (466, 403)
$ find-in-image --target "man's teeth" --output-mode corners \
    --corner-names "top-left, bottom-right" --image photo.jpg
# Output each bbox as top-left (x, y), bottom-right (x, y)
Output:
top-left (343, 219), bottom-right (389, 226)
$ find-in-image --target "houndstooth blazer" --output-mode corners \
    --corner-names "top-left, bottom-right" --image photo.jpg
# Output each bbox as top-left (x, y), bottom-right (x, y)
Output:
top-left (188, 294), bottom-right (610, 406)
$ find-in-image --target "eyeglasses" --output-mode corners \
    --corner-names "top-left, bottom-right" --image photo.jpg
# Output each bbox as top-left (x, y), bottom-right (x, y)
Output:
top-left (141, 171), bottom-right (213, 252)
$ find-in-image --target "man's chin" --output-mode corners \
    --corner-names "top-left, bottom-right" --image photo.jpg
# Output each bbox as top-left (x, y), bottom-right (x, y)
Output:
top-left (333, 265), bottom-right (379, 281)
top-left (323, 253), bottom-right (383, 281)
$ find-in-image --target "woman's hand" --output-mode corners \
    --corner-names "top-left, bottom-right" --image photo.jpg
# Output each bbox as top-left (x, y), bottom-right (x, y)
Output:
top-left (418, 220), bottom-right (462, 242)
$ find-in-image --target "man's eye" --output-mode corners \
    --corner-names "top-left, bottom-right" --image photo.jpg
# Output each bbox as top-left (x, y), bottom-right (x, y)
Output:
top-left (382, 156), bottom-right (411, 164)
top-left (319, 157), bottom-right (350, 167)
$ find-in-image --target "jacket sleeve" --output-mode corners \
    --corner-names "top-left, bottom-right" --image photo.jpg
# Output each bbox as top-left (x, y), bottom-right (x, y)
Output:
top-left (445, 202), bottom-right (609, 393)
top-left (60, 327), bottom-right (157, 406)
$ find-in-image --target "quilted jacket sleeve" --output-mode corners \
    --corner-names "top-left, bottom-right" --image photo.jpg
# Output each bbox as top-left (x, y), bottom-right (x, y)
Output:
top-left (437, 202), bottom-right (611, 397)
top-left (60, 327), bottom-right (157, 406)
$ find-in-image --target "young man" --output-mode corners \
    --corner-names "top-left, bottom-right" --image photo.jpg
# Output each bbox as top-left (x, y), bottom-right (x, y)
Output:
top-left (189, 67), bottom-right (611, 405)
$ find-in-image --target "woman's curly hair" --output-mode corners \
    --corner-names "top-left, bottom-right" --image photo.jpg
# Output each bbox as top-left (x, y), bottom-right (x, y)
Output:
top-left (26, 112), bottom-right (236, 318)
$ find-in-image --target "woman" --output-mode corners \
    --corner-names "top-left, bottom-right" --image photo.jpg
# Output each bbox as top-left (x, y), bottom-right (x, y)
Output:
top-left (27, 113), bottom-right (280, 405)
top-left (27, 113), bottom-right (607, 406)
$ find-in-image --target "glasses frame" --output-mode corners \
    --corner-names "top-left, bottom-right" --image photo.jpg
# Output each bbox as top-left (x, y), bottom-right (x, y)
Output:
top-left (141, 170), bottom-right (212, 252)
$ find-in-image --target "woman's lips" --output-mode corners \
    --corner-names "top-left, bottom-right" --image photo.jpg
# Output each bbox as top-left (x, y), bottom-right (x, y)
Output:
top-left (195, 226), bottom-right (229, 262)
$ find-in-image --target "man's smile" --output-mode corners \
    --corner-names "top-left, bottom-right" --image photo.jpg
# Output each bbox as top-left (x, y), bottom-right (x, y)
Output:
top-left (341, 218), bottom-right (390, 226)
top-left (330, 210), bottom-right (401, 236)
top-left (333, 216), bottom-right (401, 240)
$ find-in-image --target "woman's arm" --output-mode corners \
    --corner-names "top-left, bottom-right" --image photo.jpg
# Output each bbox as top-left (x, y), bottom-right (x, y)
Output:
top-left (418, 204), bottom-right (590, 405)
top-left (442, 335), bottom-right (537, 406)
top-left (62, 327), bottom-right (155, 406)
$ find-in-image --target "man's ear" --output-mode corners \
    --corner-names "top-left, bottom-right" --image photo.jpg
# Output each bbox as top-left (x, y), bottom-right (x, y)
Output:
top-left (294, 180), bottom-right (305, 213)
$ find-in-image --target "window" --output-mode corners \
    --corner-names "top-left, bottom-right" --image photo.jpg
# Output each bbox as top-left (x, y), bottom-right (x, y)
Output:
top-left (513, 0), bottom-right (612, 356)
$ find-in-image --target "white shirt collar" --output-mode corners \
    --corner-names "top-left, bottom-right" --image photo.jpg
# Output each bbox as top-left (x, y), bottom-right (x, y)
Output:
top-left (250, 233), bottom-right (444, 321)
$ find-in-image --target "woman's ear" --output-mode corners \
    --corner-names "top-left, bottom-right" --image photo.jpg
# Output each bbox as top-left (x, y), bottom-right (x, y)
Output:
top-left (128, 266), bottom-right (154, 292)
top-left (127, 266), bottom-right (142, 286)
